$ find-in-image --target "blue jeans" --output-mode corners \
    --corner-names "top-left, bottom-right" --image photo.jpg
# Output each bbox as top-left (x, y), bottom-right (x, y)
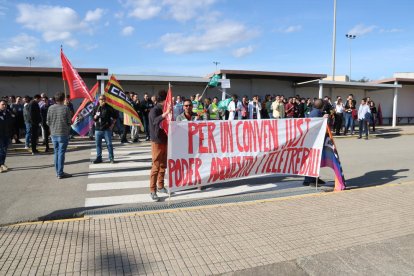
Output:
top-left (359, 119), bottom-right (369, 138)
top-left (25, 122), bottom-right (31, 147)
top-left (344, 112), bottom-right (354, 134)
top-left (0, 136), bottom-right (10, 166)
top-left (95, 130), bottom-right (114, 161)
top-left (52, 136), bottom-right (69, 177)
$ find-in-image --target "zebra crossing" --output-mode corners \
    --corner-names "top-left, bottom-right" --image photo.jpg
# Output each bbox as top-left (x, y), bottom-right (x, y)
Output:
top-left (85, 142), bottom-right (307, 208)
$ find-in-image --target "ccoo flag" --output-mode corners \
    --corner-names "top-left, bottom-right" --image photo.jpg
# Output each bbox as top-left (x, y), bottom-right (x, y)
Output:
top-left (61, 49), bottom-right (93, 101)
top-left (104, 75), bottom-right (143, 128)
top-left (320, 127), bottom-right (347, 191)
top-left (71, 82), bottom-right (99, 136)
top-left (208, 74), bottom-right (221, 87)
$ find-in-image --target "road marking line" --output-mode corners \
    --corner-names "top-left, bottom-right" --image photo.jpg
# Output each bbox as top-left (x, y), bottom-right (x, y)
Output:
top-left (84, 184), bottom-right (278, 207)
top-left (87, 180), bottom-right (149, 191)
top-left (89, 162), bottom-right (151, 169)
top-left (88, 170), bottom-right (150, 178)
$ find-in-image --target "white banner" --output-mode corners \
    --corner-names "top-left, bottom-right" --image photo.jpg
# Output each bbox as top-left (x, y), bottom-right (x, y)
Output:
top-left (167, 118), bottom-right (327, 192)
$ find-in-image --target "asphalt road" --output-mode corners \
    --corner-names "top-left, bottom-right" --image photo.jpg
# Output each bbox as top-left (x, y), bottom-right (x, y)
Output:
top-left (0, 133), bottom-right (413, 226)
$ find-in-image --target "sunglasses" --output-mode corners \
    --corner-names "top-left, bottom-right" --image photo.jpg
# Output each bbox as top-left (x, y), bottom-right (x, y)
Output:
top-left (184, 104), bottom-right (192, 107)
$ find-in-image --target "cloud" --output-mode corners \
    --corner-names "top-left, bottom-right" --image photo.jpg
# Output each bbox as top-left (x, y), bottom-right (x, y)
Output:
top-left (379, 28), bottom-right (403, 33)
top-left (163, 0), bottom-right (217, 22)
top-left (84, 8), bottom-right (104, 22)
top-left (123, 0), bottom-right (161, 20)
top-left (347, 24), bottom-right (376, 36)
top-left (122, 0), bottom-right (216, 22)
top-left (121, 26), bottom-right (135, 36)
top-left (16, 4), bottom-right (84, 47)
top-left (233, 46), bottom-right (254, 58)
top-left (16, 4), bottom-right (105, 47)
top-left (0, 33), bottom-right (57, 66)
top-left (160, 21), bottom-right (258, 54)
top-left (275, 25), bottom-right (302, 33)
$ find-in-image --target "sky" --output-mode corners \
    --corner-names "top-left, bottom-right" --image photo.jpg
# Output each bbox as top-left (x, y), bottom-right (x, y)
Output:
top-left (1, 0), bottom-right (413, 81)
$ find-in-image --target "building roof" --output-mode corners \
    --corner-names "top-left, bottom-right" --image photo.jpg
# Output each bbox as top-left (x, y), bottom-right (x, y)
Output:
top-left (373, 78), bottom-right (414, 85)
top-left (214, 69), bottom-right (327, 82)
top-left (296, 80), bottom-right (402, 91)
top-left (0, 66), bottom-right (108, 77)
top-left (97, 74), bottom-right (209, 84)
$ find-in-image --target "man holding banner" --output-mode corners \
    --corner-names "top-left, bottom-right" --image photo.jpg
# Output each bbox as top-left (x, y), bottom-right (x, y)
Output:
top-left (91, 95), bottom-right (118, 164)
top-left (148, 90), bottom-right (171, 202)
top-left (303, 99), bottom-right (327, 186)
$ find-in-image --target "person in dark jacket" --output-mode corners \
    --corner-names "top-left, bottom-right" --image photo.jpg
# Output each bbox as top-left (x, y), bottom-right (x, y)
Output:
top-left (0, 99), bottom-right (14, 173)
top-left (148, 90), bottom-right (171, 202)
top-left (91, 95), bottom-right (118, 164)
top-left (28, 94), bottom-right (42, 154)
top-left (140, 93), bottom-right (154, 141)
top-left (10, 96), bottom-right (24, 144)
top-left (40, 96), bottom-right (51, 152)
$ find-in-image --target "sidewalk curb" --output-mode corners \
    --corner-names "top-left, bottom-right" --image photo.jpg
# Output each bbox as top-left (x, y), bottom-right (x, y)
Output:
top-left (7, 180), bottom-right (414, 228)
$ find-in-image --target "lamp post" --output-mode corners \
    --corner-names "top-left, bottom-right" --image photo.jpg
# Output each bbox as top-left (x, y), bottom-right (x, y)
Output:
top-left (331, 0), bottom-right (337, 81)
top-left (26, 56), bottom-right (35, 67)
top-left (213, 61), bottom-right (220, 71)
top-left (345, 34), bottom-right (356, 81)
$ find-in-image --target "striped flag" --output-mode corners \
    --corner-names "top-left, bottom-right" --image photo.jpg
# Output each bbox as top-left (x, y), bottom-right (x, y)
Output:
top-left (104, 75), bottom-right (143, 129)
top-left (321, 127), bottom-right (347, 191)
top-left (71, 82), bottom-right (99, 136)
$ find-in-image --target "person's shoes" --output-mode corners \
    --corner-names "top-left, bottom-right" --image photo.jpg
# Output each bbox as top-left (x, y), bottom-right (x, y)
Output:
top-left (58, 172), bottom-right (72, 179)
top-left (357, 136), bottom-right (362, 139)
top-left (15, 140), bottom-right (21, 144)
top-left (145, 137), bottom-right (150, 141)
top-left (89, 136), bottom-right (94, 141)
top-left (150, 192), bottom-right (159, 202)
top-left (132, 139), bottom-right (139, 143)
top-left (24, 146), bottom-right (29, 149)
top-left (109, 159), bottom-right (115, 164)
top-left (121, 140), bottom-right (128, 144)
top-left (32, 150), bottom-right (39, 155)
top-left (157, 187), bottom-right (168, 194)
top-left (45, 148), bottom-right (49, 153)
top-left (1, 165), bottom-right (9, 172)
top-left (92, 158), bottom-right (102, 164)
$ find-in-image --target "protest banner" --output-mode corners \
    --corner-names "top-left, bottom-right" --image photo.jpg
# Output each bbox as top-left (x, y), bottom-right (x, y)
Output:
top-left (71, 82), bottom-right (99, 136)
top-left (167, 118), bottom-right (327, 192)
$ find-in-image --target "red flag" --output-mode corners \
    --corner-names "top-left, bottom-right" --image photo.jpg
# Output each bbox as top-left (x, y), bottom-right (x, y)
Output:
top-left (161, 84), bottom-right (173, 135)
top-left (71, 82), bottom-right (99, 123)
top-left (61, 49), bottom-right (93, 101)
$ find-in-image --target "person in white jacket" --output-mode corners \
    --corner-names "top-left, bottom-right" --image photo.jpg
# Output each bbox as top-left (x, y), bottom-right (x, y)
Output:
top-left (248, 95), bottom-right (262, 119)
top-left (228, 94), bottom-right (242, 120)
top-left (357, 97), bottom-right (371, 140)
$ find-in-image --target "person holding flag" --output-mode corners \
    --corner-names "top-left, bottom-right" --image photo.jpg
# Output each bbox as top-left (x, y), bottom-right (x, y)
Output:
top-left (91, 95), bottom-right (118, 164)
top-left (148, 90), bottom-right (172, 202)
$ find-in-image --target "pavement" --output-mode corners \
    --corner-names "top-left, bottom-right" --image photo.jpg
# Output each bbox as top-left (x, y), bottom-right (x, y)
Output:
top-left (0, 125), bottom-right (414, 275)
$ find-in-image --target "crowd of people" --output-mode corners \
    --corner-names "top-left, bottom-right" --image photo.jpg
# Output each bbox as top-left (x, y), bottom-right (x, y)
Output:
top-left (0, 90), bottom-right (378, 197)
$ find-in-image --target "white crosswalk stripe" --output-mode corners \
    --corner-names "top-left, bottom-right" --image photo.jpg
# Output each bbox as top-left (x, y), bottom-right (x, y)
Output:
top-left (85, 142), bottom-right (306, 208)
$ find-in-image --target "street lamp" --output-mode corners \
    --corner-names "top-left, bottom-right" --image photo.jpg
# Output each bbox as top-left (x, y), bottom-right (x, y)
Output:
top-left (345, 34), bottom-right (356, 81)
top-left (213, 61), bottom-right (220, 71)
top-left (26, 56), bottom-right (35, 67)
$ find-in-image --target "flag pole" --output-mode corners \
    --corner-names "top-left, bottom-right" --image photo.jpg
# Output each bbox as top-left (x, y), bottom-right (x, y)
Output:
top-left (200, 83), bottom-right (209, 99)
top-left (61, 45), bottom-right (67, 98)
